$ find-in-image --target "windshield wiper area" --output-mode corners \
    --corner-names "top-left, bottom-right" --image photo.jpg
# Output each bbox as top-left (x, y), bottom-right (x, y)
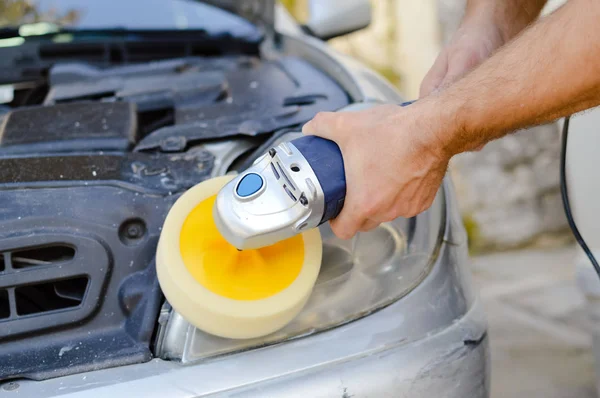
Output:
top-left (0, 28), bottom-right (263, 86)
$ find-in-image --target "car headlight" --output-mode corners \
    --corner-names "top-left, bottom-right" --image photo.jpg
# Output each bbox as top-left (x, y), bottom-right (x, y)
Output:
top-left (156, 178), bottom-right (446, 363)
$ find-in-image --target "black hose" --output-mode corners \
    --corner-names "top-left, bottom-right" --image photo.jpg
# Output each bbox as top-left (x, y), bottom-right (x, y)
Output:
top-left (560, 115), bottom-right (600, 279)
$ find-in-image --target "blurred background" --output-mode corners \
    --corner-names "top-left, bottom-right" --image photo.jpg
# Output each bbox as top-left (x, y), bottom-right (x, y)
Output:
top-left (283, 0), bottom-right (571, 255)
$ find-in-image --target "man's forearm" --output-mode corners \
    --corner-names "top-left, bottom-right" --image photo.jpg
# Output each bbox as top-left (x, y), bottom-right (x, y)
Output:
top-left (466, 0), bottom-right (548, 41)
top-left (428, 0), bottom-right (600, 156)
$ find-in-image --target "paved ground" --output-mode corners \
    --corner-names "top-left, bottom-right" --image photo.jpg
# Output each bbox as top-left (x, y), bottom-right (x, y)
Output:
top-left (470, 245), bottom-right (598, 397)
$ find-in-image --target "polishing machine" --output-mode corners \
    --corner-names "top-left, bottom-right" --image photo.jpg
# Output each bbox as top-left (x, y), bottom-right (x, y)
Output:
top-left (213, 101), bottom-right (414, 250)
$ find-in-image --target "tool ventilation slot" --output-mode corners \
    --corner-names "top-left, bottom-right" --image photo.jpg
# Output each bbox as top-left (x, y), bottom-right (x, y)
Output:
top-left (15, 277), bottom-right (88, 316)
top-left (11, 245), bottom-right (75, 269)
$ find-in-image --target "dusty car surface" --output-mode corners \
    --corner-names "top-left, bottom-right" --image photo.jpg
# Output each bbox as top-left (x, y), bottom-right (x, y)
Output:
top-left (0, 1), bottom-right (490, 397)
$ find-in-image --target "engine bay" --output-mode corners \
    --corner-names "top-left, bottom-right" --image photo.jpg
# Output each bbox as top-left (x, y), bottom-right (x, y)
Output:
top-left (0, 37), bottom-right (349, 381)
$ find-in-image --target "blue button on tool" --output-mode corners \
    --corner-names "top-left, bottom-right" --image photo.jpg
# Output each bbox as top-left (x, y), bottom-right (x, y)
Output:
top-left (236, 173), bottom-right (264, 197)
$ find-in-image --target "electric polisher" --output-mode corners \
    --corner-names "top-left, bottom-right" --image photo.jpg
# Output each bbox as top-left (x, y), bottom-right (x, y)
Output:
top-left (156, 101), bottom-right (412, 339)
top-left (213, 101), bottom-right (414, 250)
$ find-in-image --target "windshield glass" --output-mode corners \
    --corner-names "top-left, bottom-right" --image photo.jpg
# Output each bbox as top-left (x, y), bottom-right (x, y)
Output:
top-left (0, 0), bottom-right (259, 37)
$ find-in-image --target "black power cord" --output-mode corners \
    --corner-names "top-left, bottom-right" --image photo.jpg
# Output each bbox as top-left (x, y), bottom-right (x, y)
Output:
top-left (560, 115), bottom-right (600, 280)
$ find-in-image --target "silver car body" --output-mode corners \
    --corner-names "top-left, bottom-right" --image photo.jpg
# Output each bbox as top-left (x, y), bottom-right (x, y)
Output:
top-left (10, 3), bottom-right (490, 397)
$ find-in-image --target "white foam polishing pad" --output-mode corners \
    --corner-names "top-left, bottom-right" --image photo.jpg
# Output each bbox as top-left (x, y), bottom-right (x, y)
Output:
top-left (156, 175), bottom-right (322, 339)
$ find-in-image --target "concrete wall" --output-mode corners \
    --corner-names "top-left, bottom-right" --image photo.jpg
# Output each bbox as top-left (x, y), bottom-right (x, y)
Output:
top-left (436, 0), bottom-right (571, 252)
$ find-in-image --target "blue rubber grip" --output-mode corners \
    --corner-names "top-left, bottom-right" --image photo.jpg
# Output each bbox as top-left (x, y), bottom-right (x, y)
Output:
top-left (291, 135), bottom-right (346, 225)
top-left (293, 101), bottom-right (415, 224)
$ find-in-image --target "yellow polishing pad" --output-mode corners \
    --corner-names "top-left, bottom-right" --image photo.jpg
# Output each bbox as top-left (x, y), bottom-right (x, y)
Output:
top-left (156, 175), bottom-right (322, 339)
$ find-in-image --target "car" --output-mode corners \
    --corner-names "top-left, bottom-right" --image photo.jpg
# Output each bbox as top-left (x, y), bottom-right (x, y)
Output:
top-left (0, 1), bottom-right (490, 396)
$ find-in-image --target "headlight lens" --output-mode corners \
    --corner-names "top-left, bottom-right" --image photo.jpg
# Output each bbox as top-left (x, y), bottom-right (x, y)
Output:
top-left (157, 179), bottom-right (446, 363)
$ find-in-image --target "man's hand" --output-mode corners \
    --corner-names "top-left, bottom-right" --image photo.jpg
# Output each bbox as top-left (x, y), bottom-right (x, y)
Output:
top-left (302, 103), bottom-right (450, 239)
top-left (303, 0), bottom-right (599, 242)
top-left (420, 0), bottom-right (547, 97)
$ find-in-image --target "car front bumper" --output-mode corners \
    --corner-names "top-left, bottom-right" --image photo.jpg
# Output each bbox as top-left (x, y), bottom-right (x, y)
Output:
top-left (14, 286), bottom-right (488, 398)
top-left (15, 184), bottom-right (490, 398)
top-left (225, 304), bottom-right (489, 398)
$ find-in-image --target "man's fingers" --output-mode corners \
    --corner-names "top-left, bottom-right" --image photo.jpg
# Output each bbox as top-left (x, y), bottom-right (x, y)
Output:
top-left (358, 219), bottom-right (379, 232)
top-left (438, 49), bottom-right (481, 90)
top-left (329, 207), bottom-right (363, 241)
top-left (302, 112), bottom-right (338, 140)
top-left (420, 52), bottom-right (448, 98)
